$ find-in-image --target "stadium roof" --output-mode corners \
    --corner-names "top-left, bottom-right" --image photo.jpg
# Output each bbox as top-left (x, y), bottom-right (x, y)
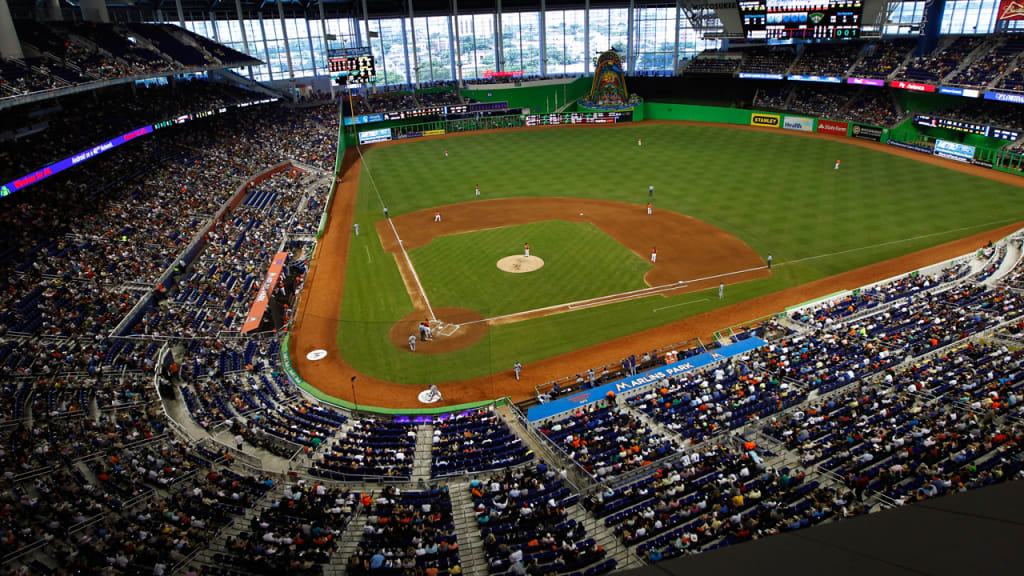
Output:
top-left (10, 0), bottom-right (666, 20)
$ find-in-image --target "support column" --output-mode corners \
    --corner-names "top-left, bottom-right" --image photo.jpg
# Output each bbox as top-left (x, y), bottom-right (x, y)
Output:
top-left (447, 14), bottom-right (457, 83)
top-left (235, 0), bottom-right (254, 80)
top-left (276, 0), bottom-right (296, 100)
top-left (408, 0), bottom-right (419, 87)
top-left (0, 0), bottom-right (22, 59)
top-left (673, 0), bottom-right (680, 75)
top-left (918, 0), bottom-right (945, 56)
top-left (626, 0), bottom-right (634, 71)
top-left (318, 0), bottom-right (335, 98)
top-left (401, 16), bottom-right (412, 87)
top-left (175, 0), bottom-right (185, 27)
top-left (259, 13), bottom-right (272, 81)
top-left (539, 0), bottom-right (546, 77)
top-left (306, 19), bottom-right (317, 78)
top-left (210, 12), bottom-right (219, 42)
top-left (80, 0), bottom-right (110, 23)
top-left (495, 0), bottom-right (503, 73)
top-left (583, 0), bottom-right (589, 73)
top-left (42, 0), bottom-right (62, 21)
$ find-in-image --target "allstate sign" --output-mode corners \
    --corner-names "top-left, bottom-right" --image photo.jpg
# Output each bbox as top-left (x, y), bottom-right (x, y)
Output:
top-left (783, 116), bottom-right (813, 132)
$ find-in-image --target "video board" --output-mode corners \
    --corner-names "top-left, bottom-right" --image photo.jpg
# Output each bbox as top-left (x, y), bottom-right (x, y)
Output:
top-left (328, 55), bottom-right (376, 82)
top-left (739, 0), bottom-right (862, 40)
top-left (524, 111), bottom-right (631, 126)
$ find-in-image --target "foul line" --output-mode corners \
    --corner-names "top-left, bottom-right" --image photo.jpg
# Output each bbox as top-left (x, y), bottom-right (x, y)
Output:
top-left (356, 146), bottom-right (436, 322)
top-left (458, 265), bottom-right (768, 327)
top-left (365, 245), bottom-right (372, 263)
top-left (653, 298), bottom-right (709, 313)
top-left (776, 218), bottom-right (1021, 268)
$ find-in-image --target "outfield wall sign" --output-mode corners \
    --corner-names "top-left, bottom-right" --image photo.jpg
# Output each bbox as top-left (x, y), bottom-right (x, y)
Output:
top-left (527, 337), bottom-right (768, 422)
top-left (850, 123), bottom-right (883, 142)
top-left (816, 119), bottom-right (848, 136)
top-left (783, 116), bottom-right (813, 132)
top-left (750, 113), bottom-right (780, 128)
top-left (934, 139), bottom-right (976, 163)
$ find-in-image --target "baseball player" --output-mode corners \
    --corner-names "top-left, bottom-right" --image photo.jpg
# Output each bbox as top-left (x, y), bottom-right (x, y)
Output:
top-left (513, 361), bottom-right (523, 381)
top-left (647, 203), bottom-right (652, 215)
top-left (434, 210), bottom-right (442, 223)
top-left (475, 184), bottom-right (480, 196)
top-left (834, 159), bottom-right (841, 170)
top-left (408, 333), bottom-right (417, 351)
top-left (353, 223), bottom-right (360, 236)
top-left (444, 149), bottom-right (449, 158)
top-left (650, 246), bottom-right (657, 263)
top-left (719, 282), bottom-right (724, 299)
top-left (428, 384), bottom-right (442, 401)
top-left (524, 242), bottom-right (530, 257)
top-left (648, 185), bottom-right (654, 197)
top-left (638, 137), bottom-right (642, 147)
top-left (767, 254), bottom-right (773, 269)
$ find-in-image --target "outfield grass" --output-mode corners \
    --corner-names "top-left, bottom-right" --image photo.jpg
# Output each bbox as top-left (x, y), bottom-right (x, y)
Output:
top-left (408, 221), bottom-right (651, 317)
top-left (338, 123), bottom-right (1024, 384)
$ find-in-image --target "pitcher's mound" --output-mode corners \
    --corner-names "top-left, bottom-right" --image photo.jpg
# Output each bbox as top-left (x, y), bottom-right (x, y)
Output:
top-left (497, 255), bottom-right (545, 273)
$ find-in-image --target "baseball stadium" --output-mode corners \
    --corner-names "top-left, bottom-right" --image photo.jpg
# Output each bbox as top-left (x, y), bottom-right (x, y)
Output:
top-left (4, 0), bottom-right (1024, 574)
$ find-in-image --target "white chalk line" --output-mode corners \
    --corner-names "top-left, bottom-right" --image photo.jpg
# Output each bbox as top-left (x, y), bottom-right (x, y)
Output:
top-left (457, 265), bottom-right (768, 327)
top-left (365, 245), bottom-right (372, 263)
top-left (776, 218), bottom-right (1021, 267)
top-left (356, 146), bottom-right (436, 322)
top-left (653, 298), bottom-right (710, 313)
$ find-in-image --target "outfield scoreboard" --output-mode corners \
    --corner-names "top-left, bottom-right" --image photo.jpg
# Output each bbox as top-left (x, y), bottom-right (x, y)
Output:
top-left (740, 0), bottom-right (862, 40)
top-left (914, 114), bottom-right (1021, 141)
top-left (328, 53), bottom-right (376, 82)
top-left (525, 111), bottom-right (631, 126)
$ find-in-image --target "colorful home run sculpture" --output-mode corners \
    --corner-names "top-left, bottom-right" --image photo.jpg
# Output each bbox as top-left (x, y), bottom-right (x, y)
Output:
top-left (580, 50), bottom-right (641, 110)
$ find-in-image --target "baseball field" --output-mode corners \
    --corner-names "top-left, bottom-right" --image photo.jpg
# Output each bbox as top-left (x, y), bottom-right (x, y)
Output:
top-left (289, 120), bottom-right (1024, 407)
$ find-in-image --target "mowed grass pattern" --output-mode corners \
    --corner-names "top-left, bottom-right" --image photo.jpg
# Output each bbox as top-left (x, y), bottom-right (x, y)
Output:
top-left (409, 221), bottom-right (652, 317)
top-left (336, 123), bottom-right (1024, 384)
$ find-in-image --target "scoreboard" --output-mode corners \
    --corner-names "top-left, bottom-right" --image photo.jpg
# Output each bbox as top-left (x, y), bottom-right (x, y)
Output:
top-left (914, 114), bottom-right (1021, 141)
top-left (328, 55), bottom-right (376, 82)
top-left (525, 111), bottom-right (631, 126)
top-left (740, 0), bottom-right (862, 40)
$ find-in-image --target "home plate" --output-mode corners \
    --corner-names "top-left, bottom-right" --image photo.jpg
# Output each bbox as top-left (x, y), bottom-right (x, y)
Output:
top-left (436, 322), bottom-right (460, 336)
top-left (306, 349), bottom-right (328, 361)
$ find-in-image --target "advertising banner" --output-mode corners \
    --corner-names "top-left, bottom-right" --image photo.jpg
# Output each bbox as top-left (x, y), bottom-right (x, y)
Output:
top-left (890, 80), bottom-right (936, 93)
top-left (343, 113), bottom-right (385, 126)
top-left (783, 116), bottom-right (814, 132)
top-left (423, 129), bottom-right (446, 136)
top-left (850, 123), bottom-right (884, 142)
top-left (242, 252), bottom-right (288, 333)
top-left (527, 337), bottom-right (768, 422)
top-left (938, 86), bottom-right (980, 98)
top-left (816, 119), bottom-right (849, 136)
top-left (358, 128), bottom-right (393, 144)
top-left (750, 113), bottom-right (781, 128)
top-left (738, 73), bottom-right (784, 80)
top-left (997, 0), bottom-right (1024, 20)
top-left (984, 91), bottom-right (1024, 104)
top-left (887, 140), bottom-right (934, 154)
top-left (847, 77), bottom-right (885, 87)
top-left (787, 75), bottom-right (842, 83)
top-left (934, 139), bottom-right (976, 163)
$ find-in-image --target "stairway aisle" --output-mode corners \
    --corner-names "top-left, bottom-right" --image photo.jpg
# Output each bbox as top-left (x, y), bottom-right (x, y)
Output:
top-left (448, 480), bottom-right (489, 576)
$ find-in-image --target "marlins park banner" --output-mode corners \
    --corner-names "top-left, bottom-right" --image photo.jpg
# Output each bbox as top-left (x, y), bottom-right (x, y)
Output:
top-left (242, 252), bottom-right (288, 333)
top-left (783, 116), bottom-right (813, 132)
top-left (750, 113), bottom-right (781, 128)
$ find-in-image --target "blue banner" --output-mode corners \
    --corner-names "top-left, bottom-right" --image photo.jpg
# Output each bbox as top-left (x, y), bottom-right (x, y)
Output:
top-left (2, 125), bottom-right (154, 199)
top-left (787, 75), bottom-right (842, 83)
top-left (527, 337), bottom-right (768, 422)
top-left (938, 86), bottom-right (980, 98)
top-left (984, 91), bottom-right (1024, 104)
top-left (344, 113), bottom-right (386, 126)
top-left (738, 73), bottom-right (784, 80)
